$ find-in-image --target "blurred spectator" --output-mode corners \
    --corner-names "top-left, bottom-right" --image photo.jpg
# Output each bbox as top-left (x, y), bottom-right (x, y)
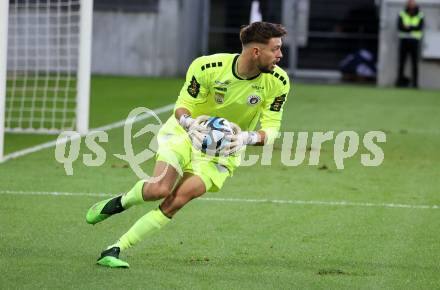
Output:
top-left (250, 0), bottom-right (262, 23)
top-left (396, 0), bottom-right (424, 88)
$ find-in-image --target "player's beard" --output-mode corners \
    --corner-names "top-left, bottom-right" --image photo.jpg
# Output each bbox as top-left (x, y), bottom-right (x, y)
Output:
top-left (257, 63), bottom-right (274, 74)
top-left (256, 57), bottom-right (277, 73)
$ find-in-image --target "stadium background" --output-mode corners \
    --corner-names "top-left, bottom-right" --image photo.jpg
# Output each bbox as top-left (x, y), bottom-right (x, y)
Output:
top-left (1, 0), bottom-right (440, 289)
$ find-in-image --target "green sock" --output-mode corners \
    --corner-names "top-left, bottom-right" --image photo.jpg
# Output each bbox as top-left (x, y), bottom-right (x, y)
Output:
top-left (115, 208), bottom-right (171, 251)
top-left (121, 180), bottom-right (145, 209)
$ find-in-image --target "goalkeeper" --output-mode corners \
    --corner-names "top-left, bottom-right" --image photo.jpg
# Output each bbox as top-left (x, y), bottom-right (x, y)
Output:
top-left (86, 21), bottom-right (291, 268)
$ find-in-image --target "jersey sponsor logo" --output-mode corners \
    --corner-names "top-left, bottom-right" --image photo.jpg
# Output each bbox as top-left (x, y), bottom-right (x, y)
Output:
top-left (270, 94), bottom-right (286, 112)
top-left (187, 76), bottom-right (200, 98)
top-left (251, 84), bottom-right (264, 91)
top-left (247, 95), bottom-right (261, 106)
top-left (214, 92), bottom-right (225, 104)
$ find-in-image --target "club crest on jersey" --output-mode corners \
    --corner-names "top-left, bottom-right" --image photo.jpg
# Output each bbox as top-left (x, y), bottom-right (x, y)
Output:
top-left (215, 93), bottom-right (225, 104)
top-left (247, 95), bottom-right (261, 106)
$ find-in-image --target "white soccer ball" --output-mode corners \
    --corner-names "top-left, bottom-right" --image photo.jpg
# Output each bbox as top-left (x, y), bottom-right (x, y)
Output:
top-left (201, 117), bottom-right (234, 156)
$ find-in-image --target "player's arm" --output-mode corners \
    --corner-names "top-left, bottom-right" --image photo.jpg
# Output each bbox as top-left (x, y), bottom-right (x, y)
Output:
top-left (221, 126), bottom-right (268, 156)
top-left (230, 129), bottom-right (266, 146)
top-left (174, 57), bottom-right (210, 131)
top-left (238, 75), bottom-right (290, 146)
top-left (175, 107), bottom-right (193, 131)
top-left (253, 131), bottom-right (266, 146)
top-left (223, 76), bottom-right (290, 156)
top-left (225, 98), bottom-right (286, 152)
top-left (258, 78), bottom-right (290, 145)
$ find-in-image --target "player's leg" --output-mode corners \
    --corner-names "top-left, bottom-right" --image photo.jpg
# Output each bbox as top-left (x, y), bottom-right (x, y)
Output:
top-left (97, 173), bottom-right (206, 268)
top-left (105, 161), bottom-right (230, 254)
top-left (160, 173), bottom-right (207, 217)
top-left (86, 161), bottom-right (179, 225)
top-left (116, 173), bottom-right (206, 248)
top-left (86, 116), bottom-right (189, 225)
top-left (123, 161), bottom-right (180, 205)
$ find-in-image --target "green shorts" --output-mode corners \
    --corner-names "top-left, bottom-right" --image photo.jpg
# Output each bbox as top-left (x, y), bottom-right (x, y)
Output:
top-left (156, 117), bottom-right (239, 192)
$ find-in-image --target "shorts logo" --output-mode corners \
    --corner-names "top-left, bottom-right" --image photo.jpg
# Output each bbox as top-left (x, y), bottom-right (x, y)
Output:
top-left (247, 95), bottom-right (261, 106)
top-left (215, 93), bottom-right (225, 104)
top-left (187, 76), bottom-right (200, 98)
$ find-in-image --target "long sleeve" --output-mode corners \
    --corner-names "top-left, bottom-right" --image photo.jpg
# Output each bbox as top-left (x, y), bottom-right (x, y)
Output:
top-left (174, 57), bottom-right (210, 114)
top-left (260, 75), bottom-right (290, 144)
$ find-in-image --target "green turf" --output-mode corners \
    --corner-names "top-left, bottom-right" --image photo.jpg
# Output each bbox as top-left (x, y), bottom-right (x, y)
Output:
top-left (3, 76), bottom-right (181, 154)
top-left (1, 77), bottom-right (439, 289)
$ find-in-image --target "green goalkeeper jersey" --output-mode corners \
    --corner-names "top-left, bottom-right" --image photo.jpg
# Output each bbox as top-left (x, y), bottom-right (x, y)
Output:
top-left (175, 53), bottom-right (290, 143)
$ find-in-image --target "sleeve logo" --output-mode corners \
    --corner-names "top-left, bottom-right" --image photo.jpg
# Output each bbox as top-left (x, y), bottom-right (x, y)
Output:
top-left (187, 76), bottom-right (200, 98)
top-left (269, 94), bottom-right (286, 112)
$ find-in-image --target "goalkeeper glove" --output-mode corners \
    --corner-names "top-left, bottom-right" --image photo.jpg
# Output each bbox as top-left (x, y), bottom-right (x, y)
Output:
top-left (179, 114), bottom-right (211, 150)
top-left (178, 114), bottom-right (195, 131)
top-left (221, 123), bottom-right (261, 156)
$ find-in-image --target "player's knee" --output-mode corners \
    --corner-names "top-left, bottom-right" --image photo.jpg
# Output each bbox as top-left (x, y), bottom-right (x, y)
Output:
top-left (162, 192), bottom-right (203, 217)
top-left (143, 182), bottom-right (172, 201)
top-left (161, 196), bottom-right (187, 217)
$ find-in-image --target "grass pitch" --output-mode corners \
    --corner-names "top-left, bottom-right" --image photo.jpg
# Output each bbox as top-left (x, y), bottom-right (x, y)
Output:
top-left (1, 76), bottom-right (439, 289)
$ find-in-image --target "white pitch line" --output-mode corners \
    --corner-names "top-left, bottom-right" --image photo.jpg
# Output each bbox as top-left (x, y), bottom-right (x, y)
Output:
top-left (0, 190), bottom-right (439, 210)
top-left (0, 190), bottom-right (109, 197)
top-left (0, 103), bottom-right (174, 163)
top-left (201, 197), bottom-right (440, 209)
top-left (93, 104), bottom-right (174, 132)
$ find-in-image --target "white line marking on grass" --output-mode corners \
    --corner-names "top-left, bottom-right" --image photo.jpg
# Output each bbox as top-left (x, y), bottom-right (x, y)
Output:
top-left (0, 103), bottom-right (174, 163)
top-left (1, 190), bottom-right (439, 210)
top-left (201, 197), bottom-right (440, 209)
top-left (93, 104), bottom-right (174, 132)
top-left (0, 190), bottom-right (109, 197)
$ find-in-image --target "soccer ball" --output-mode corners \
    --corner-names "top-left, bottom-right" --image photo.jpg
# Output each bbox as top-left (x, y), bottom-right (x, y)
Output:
top-left (201, 117), bottom-right (234, 156)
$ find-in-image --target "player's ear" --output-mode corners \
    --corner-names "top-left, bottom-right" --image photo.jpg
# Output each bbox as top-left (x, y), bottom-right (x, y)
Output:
top-left (252, 46), bottom-right (260, 58)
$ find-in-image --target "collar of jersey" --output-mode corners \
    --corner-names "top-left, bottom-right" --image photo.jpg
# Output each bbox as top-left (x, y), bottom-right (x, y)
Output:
top-left (232, 54), bottom-right (261, 81)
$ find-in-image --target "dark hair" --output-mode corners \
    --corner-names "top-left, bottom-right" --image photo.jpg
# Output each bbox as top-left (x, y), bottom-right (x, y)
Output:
top-left (239, 22), bottom-right (287, 45)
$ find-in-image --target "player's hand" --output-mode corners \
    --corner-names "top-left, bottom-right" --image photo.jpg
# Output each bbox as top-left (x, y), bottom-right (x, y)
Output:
top-left (221, 122), bottom-right (262, 156)
top-left (188, 128), bottom-right (208, 151)
top-left (178, 114), bottom-right (194, 131)
top-left (220, 122), bottom-right (244, 156)
top-left (188, 115), bottom-right (210, 132)
top-left (179, 114), bottom-right (210, 131)
top-left (221, 134), bottom-right (245, 156)
top-left (187, 115), bottom-right (211, 150)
